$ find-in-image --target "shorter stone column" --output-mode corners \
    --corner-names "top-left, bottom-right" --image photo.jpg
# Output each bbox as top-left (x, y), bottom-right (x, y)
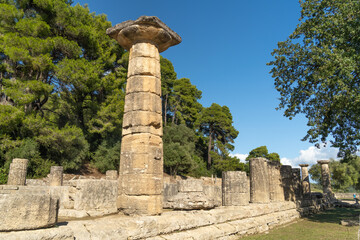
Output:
top-left (7, 158), bottom-right (28, 185)
top-left (280, 165), bottom-right (294, 201)
top-left (292, 168), bottom-right (302, 200)
top-left (299, 164), bottom-right (311, 196)
top-left (222, 171), bottom-right (250, 206)
top-left (49, 166), bottom-right (63, 186)
top-left (250, 158), bottom-right (270, 203)
top-left (267, 161), bottom-right (284, 202)
top-left (106, 170), bottom-right (118, 180)
top-left (317, 160), bottom-right (332, 195)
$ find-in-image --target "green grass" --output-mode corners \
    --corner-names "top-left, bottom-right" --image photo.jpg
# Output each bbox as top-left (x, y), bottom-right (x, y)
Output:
top-left (241, 208), bottom-right (360, 240)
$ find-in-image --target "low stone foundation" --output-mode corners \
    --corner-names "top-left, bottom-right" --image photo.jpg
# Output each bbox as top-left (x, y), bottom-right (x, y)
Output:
top-left (0, 201), bottom-right (299, 239)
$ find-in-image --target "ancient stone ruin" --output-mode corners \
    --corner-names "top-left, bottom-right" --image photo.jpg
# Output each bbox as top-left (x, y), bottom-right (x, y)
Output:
top-left (7, 158), bottom-right (28, 186)
top-left (317, 160), bottom-right (333, 196)
top-left (0, 15), bottom-right (340, 240)
top-left (299, 163), bottom-right (311, 196)
top-left (106, 16), bottom-right (181, 215)
top-left (250, 157), bottom-right (270, 203)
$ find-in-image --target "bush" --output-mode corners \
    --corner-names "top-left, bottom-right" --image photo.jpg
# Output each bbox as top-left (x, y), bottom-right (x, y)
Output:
top-left (0, 168), bottom-right (8, 184)
top-left (92, 141), bottom-right (121, 173)
top-left (4, 138), bottom-right (54, 178)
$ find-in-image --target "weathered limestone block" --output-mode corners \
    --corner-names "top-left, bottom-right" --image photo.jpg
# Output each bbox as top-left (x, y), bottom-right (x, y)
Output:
top-left (120, 134), bottom-right (163, 175)
top-left (163, 179), bottom-right (220, 210)
top-left (124, 92), bottom-right (162, 114)
top-left (222, 171), bottom-right (250, 206)
top-left (126, 76), bottom-right (161, 96)
top-left (318, 160), bottom-right (332, 195)
top-left (119, 174), bottom-right (162, 195)
top-left (280, 165), bottom-right (295, 201)
top-left (129, 42), bottom-right (161, 61)
top-left (0, 193), bottom-right (58, 231)
top-left (71, 180), bottom-right (118, 212)
top-left (178, 179), bottom-right (203, 192)
top-left (106, 170), bottom-right (118, 180)
top-left (250, 158), bottom-right (270, 203)
top-left (292, 168), bottom-right (302, 200)
top-left (299, 164), bottom-right (311, 196)
top-left (49, 166), bottom-right (63, 186)
top-left (267, 162), bottom-right (284, 202)
top-left (7, 158), bottom-right (28, 185)
top-left (108, 16), bottom-right (181, 215)
top-left (127, 56), bottom-right (161, 78)
top-left (117, 194), bottom-right (162, 215)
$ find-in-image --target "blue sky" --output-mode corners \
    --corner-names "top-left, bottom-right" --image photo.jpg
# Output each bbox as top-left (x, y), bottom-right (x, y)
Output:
top-left (75, 0), bottom-right (339, 167)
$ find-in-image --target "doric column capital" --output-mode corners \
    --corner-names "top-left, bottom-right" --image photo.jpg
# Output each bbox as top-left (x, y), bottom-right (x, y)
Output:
top-left (317, 160), bottom-right (330, 165)
top-left (299, 164), bottom-right (309, 168)
top-left (107, 16), bottom-right (181, 53)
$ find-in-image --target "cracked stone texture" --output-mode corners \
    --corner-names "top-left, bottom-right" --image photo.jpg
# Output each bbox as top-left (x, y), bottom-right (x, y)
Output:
top-left (0, 192), bottom-right (58, 231)
top-left (267, 161), bottom-right (284, 202)
top-left (300, 164), bottom-right (311, 196)
top-left (107, 16), bottom-right (181, 215)
top-left (250, 158), bottom-right (270, 203)
top-left (0, 202), bottom-right (299, 240)
top-left (222, 171), bottom-right (250, 206)
top-left (7, 158), bottom-right (28, 185)
top-left (49, 166), bottom-right (63, 186)
top-left (106, 16), bottom-right (181, 53)
top-left (280, 165), bottom-right (295, 201)
top-left (318, 160), bottom-right (332, 195)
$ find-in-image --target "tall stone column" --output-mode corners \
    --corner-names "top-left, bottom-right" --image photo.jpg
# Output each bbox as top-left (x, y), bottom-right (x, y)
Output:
top-left (49, 166), bottom-right (63, 186)
top-left (280, 165), bottom-right (294, 201)
top-left (292, 168), bottom-right (303, 200)
top-left (7, 158), bottom-right (28, 185)
top-left (299, 164), bottom-right (311, 196)
top-left (222, 171), bottom-right (250, 206)
top-left (107, 16), bottom-right (181, 215)
top-left (267, 161), bottom-right (284, 202)
top-left (317, 160), bottom-right (332, 195)
top-left (250, 158), bottom-right (270, 203)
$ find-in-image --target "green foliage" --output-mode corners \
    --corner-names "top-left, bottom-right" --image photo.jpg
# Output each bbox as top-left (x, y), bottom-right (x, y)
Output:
top-left (0, 167), bottom-right (8, 184)
top-left (163, 124), bottom-right (196, 176)
top-left (212, 154), bottom-right (246, 177)
top-left (196, 103), bottom-right (239, 169)
top-left (245, 146), bottom-right (280, 162)
top-left (309, 157), bottom-right (360, 192)
top-left (0, 0), bottom-right (125, 175)
top-left (268, 0), bottom-right (360, 157)
top-left (92, 141), bottom-right (120, 173)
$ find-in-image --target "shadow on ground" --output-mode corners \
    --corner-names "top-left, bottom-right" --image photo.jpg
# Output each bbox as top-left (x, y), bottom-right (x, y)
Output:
top-left (307, 207), bottom-right (360, 224)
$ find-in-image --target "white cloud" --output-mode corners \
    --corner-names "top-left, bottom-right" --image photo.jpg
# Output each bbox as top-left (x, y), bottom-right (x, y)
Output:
top-left (280, 145), bottom-right (339, 168)
top-left (230, 153), bottom-right (248, 163)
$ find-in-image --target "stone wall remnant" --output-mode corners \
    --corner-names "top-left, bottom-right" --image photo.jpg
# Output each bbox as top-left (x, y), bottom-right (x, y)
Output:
top-left (222, 171), bottom-right (250, 206)
top-left (299, 164), bottom-right (311, 196)
top-left (267, 161), bottom-right (284, 202)
top-left (49, 166), bottom-right (63, 186)
top-left (317, 160), bottom-right (332, 195)
top-left (107, 16), bottom-right (181, 215)
top-left (250, 158), bottom-right (270, 203)
top-left (0, 189), bottom-right (58, 231)
top-left (7, 158), bottom-right (28, 186)
top-left (163, 179), bottom-right (221, 210)
top-left (292, 168), bottom-right (302, 200)
top-left (280, 165), bottom-right (295, 201)
top-left (106, 170), bottom-right (118, 180)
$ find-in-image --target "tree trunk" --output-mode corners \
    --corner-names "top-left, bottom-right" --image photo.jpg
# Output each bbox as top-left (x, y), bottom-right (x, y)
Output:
top-left (207, 129), bottom-right (213, 169)
top-left (164, 94), bottom-right (168, 126)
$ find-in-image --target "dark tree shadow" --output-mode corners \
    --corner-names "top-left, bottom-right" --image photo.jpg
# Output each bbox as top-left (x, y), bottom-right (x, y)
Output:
top-left (307, 207), bottom-right (360, 224)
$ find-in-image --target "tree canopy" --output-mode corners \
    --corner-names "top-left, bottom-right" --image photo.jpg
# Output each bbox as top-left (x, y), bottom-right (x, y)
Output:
top-left (0, 0), bottom-right (240, 181)
top-left (245, 146), bottom-right (280, 162)
top-left (268, 0), bottom-right (360, 158)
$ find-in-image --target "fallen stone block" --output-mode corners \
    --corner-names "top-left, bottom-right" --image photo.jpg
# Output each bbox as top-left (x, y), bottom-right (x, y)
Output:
top-left (0, 193), bottom-right (58, 231)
